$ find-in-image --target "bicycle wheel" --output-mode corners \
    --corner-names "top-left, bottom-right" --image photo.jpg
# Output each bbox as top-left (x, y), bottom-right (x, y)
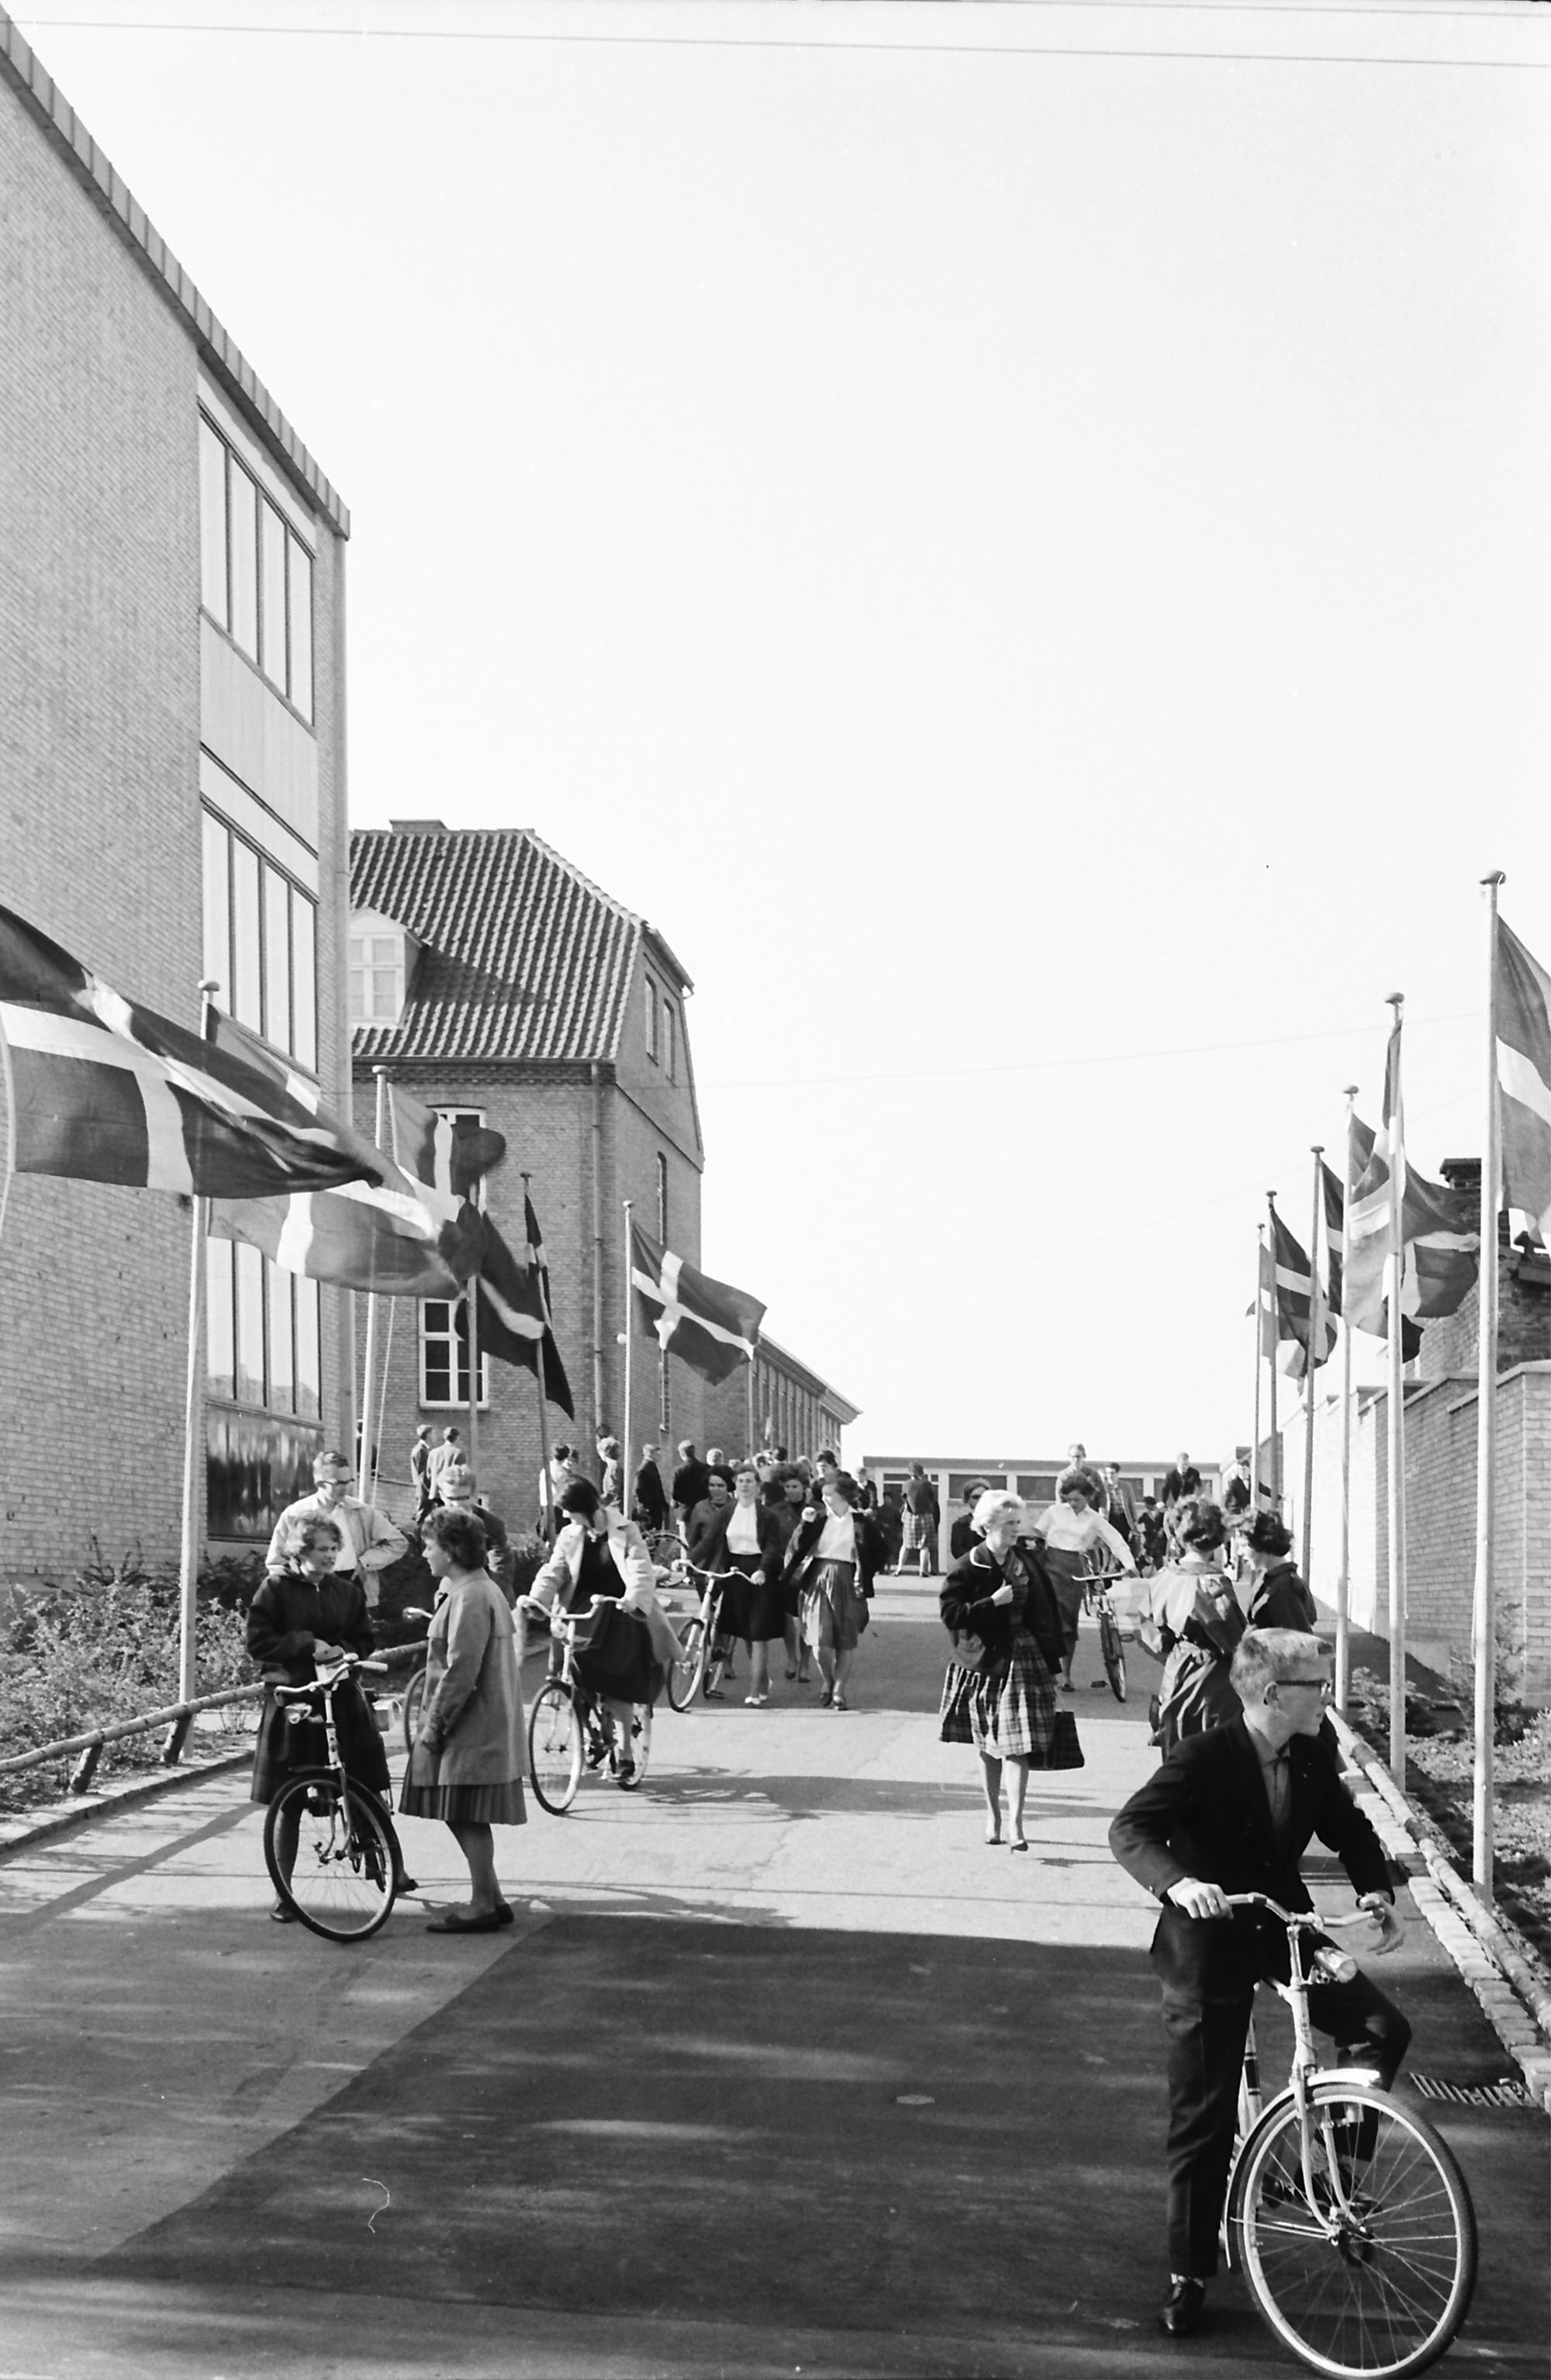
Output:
top-left (527, 1682), bottom-right (584, 1814)
top-left (1232, 2081), bottom-right (1477, 2379)
top-left (401, 1659), bottom-right (427, 1756)
top-left (264, 1770), bottom-right (396, 1944)
top-left (701, 1595), bottom-right (728, 1700)
top-left (646, 1529), bottom-right (689, 1571)
top-left (667, 1616), bottom-right (706, 1712)
top-left (617, 1701), bottom-right (652, 1789)
top-left (1097, 1610), bottom-right (1127, 1703)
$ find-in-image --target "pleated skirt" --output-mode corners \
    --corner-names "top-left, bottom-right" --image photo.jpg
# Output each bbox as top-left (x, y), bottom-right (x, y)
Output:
top-left (938, 1629), bottom-right (1059, 1763)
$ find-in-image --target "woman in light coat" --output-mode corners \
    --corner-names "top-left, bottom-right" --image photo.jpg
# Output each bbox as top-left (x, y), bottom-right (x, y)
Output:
top-left (1139, 1503), bottom-right (1245, 1756)
top-left (1029, 1465), bottom-right (1138, 1692)
top-left (400, 1504), bottom-right (526, 1934)
top-left (529, 1480), bottom-right (682, 1781)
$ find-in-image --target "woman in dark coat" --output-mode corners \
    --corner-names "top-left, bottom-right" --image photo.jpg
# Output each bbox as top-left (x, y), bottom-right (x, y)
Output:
top-left (694, 1460), bottom-right (789, 1705)
top-left (939, 1491), bottom-right (1066, 1850)
top-left (783, 1472), bottom-right (883, 1710)
top-left (1240, 1511), bottom-right (1318, 1630)
top-left (247, 1513), bottom-right (402, 1920)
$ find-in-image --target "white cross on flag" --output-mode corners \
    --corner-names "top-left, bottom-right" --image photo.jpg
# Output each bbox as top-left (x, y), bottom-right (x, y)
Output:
top-left (630, 1223), bottom-right (765, 1385)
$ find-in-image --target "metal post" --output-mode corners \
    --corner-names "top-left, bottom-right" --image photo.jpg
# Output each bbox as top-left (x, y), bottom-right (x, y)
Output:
top-left (622, 1199), bottom-right (634, 1524)
top-left (1384, 993), bottom-right (1408, 1785)
top-left (1336, 1086), bottom-right (1358, 1712)
top-left (1301, 1144), bottom-right (1325, 1590)
top-left (1252, 1224), bottom-right (1265, 1511)
top-left (1473, 874), bottom-right (1504, 1894)
top-left (356, 1067), bottom-right (388, 1503)
top-left (175, 979), bottom-right (221, 1717)
top-left (1266, 1192), bottom-right (1281, 1511)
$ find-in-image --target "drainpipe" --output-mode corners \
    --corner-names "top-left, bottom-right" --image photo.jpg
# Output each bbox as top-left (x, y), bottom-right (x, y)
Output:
top-left (590, 1061), bottom-right (606, 1442)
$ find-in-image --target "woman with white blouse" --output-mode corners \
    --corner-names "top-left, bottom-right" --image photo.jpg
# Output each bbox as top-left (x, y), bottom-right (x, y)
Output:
top-left (693, 1461), bottom-right (788, 1705)
top-left (1030, 1465), bottom-right (1138, 1692)
top-left (782, 1472), bottom-right (883, 1711)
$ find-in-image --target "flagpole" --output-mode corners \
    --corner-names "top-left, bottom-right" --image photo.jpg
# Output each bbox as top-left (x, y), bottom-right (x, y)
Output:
top-left (1473, 874), bottom-right (1505, 1894)
top-left (1301, 1145), bottom-right (1325, 1590)
top-left (1385, 993), bottom-right (1408, 1786)
top-left (371, 1294), bottom-right (396, 1513)
top-left (466, 1264), bottom-right (481, 1490)
top-left (1252, 1223), bottom-right (1265, 1513)
top-left (176, 979), bottom-right (221, 1714)
top-left (523, 1173), bottom-right (554, 1544)
top-left (356, 1067), bottom-right (389, 1505)
top-left (1266, 1192), bottom-right (1281, 1511)
top-left (622, 1199), bottom-right (634, 1527)
top-left (1336, 1086), bottom-right (1358, 1712)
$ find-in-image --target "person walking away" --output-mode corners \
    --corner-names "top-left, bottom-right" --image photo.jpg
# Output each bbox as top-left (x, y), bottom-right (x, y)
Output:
top-left (401, 1504), bottom-right (527, 1932)
top-left (427, 1425), bottom-right (464, 1507)
top-left (265, 1450), bottom-right (408, 1613)
top-left (672, 1441), bottom-right (710, 1534)
top-left (783, 1472), bottom-right (882, 1710)
top-left (1239, 1512), bottom-right (1318, 1630)
top-left (939, 1492), bottom-right (1066, 1849)
top-left (901, 1464), bottom-right (939, 1578)
top-left (632, 1440), bottom-right (669, 1534)
top-left (1139, 1505), bottom-right (1245, 1755)
top-left (693, 1461), bottom-right (787, 1704)
top-left (1028, 1465), bottom-right (1137, 1691)
top-left (247, 1515), bottom-right (412, 1915)
top-left (1108, 1627), bottom-right (1408, 2340)
top-left (409, 1424), bottom-right (434, 1524)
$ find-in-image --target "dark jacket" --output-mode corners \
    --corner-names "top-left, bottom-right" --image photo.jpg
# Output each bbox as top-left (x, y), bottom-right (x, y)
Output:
top-left (940, 1541), bottom-right (1063, 1676)
top-left (948, 1513), bottom-right (981, 1563)
top-left (672, 1459), bottom-right (710, 1517)
top-left (1248, 1561), bottom-right (1318, 1631)
top-left (1162, 1465), bottom-right (1202, 1506)
top-left (632, 1459), bottom-right (668, 1529)
top-left (1107, 1715), bottom-right (1393, 1998)
top-left (783, 1504), bottom-right (884, 1594)
top-left (246, 1565), bottom-right (386, 1803)
top-left (692, 1498), bottom-right (786, 1579)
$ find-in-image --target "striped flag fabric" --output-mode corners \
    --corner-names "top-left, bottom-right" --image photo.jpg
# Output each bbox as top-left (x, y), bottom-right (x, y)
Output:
top-left (0, 905), bottom-right (387, 1201)
top-left (1270, 1208), bottom-right (1337, 1379)
top-left (1496, 915), bottom-right (1551, 1239)
top-left (1321, 1160), bottom-right (1345, 1316)
top-left (473, 1199), bottom-right (575, 1418)
top-left (630, 1223), bottom-right (765, 1385)
top-left (1343, 1043), bottom-right (1477, 1351)
top-left (1343, 1029), bottom-right (1404, 1343)
top-left (208, 1012), bottom-right (480, 1296)
top-left (388, 1083), bottom-right (506, 1199)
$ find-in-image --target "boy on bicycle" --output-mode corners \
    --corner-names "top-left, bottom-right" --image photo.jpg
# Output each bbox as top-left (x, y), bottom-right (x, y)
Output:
top-left (1108, 1627), bottom-right (1408, 2340)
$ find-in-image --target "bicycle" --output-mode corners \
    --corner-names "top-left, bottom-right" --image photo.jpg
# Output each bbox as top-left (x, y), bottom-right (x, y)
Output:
top-left (1081, 1562), bottom-right (1131, 1702)
top-left (520, 1597), bottom-right (655, 1814)
top-left (1222, 1892), bottom-right (1477, 2378)
top-left (264, 1654), bottom-right (405, 1944)
top-left (399, 1603), bottom-right (434, 1754)
top-left (660, 1557), bottom-right (734, 1711)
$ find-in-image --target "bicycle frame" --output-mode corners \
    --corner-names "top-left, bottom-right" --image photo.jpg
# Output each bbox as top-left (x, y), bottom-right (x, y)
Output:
top-left (277, 1653), bottom-right (386, 1769)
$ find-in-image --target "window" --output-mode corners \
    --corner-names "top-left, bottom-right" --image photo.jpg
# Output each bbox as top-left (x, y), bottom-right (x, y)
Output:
top-left (420, 1299), bottom-right (490, 1408)
top-left (656, 1150), bottom-right (668, 1240)
top-left (347, 929), bottom-right (406, 1028)
top-left (199, 410), bottom-right (316, 722)
top-left (645, 976), bottom-right (659, 1064)
top-left (665, 1000), bottom-right (678, 1084)
top-left (203, 810), bottom-right (319, 1064)
top-left (207, 1237), bottom-right (320, 1417)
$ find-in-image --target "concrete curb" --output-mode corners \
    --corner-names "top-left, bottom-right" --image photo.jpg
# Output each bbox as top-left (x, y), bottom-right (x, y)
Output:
top-left (0, 1745), bottom-right (254, 1861)
top-left (1332, 1710), bottom-right (1551, 2112)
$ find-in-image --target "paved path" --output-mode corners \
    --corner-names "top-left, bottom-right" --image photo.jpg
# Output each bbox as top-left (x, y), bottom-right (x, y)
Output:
top-left (0, 1584), bottom-right (1545, 2376)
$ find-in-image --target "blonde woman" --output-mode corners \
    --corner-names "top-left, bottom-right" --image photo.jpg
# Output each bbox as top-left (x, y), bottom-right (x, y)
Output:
top-left (939, 1492), bottom-right (1066, 1850)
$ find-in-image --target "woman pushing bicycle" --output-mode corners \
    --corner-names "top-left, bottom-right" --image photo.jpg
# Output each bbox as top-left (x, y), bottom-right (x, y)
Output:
top-left (528, 1479), bottom-right (682, 1783)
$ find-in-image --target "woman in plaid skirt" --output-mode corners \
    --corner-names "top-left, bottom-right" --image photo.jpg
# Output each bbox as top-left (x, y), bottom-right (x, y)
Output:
top-left (938, 1491), bottom-right (1066, 1850)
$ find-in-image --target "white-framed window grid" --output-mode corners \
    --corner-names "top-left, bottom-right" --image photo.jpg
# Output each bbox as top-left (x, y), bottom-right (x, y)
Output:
top-left (348, 928), bottom-right (406, 1029)
top-left (199, 410), bottom-right (315, 722)
top-left (202, 807), bottom-right (318, 1070)
top-left (419, 1109), bottom-right (491, 1406)
top-left (206, 1237), bottom-right (322, 1420)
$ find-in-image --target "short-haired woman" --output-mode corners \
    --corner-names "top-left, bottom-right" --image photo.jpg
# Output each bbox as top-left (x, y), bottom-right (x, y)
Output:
top-left (529, 1479), bottom-right (681, 1780)
top-left (1239, 1512), bottom-right (1318, 1631)
top-left (247, 1513), bottom-right (404, 1922)
top-left (1140, 1503), bottom-right (1245, 1755)
top-left (400, 1503), bottom-right (527, 1933)
top-left (1029, 1465), bottom-right (1138, 1692)
top-left (783, 1472), bottom-right (883, 1710)
top-left (693, 1461), bottom-right (789, 1706)
top-left (940, 1492), bottom-right (1067, 1849)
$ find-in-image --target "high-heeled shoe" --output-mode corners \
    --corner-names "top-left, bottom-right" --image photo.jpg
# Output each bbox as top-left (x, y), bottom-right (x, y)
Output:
top-left (1009, 1835), bottom-right (1029, 1852)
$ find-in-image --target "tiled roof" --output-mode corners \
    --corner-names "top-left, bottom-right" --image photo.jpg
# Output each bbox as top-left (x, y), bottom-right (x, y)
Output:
top-left (1, 11), bottom-right (347, 535)
top-left (351, 828), bottom-right (662, 1066)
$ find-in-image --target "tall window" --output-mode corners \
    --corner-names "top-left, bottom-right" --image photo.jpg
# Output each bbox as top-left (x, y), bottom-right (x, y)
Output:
top-left (347, 928), bottom-right (406, 1028)
top-left (656, 1150), bottom-right (668, 1240)
top-left (420, 1299), bottom-right (489, 1408)
top-left (206, 1237), bottom-right (321, 1418)
top-left (644, 976), bottom-right (659, 1064)
top-left (202, 810), bottom-right (318, 1068)
top-left (664, 999), bottom-right (678, 1084)
top-left (199, 410), bottom-right (315, 721)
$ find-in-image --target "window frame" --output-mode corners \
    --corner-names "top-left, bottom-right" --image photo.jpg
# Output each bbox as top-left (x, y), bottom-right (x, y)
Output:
top-left (418, 1298), bottom-right (491, 1410)
top-left (198, 407), bottom-right (317, 730)
top-left (203, 805), bottom-right (319, 1069)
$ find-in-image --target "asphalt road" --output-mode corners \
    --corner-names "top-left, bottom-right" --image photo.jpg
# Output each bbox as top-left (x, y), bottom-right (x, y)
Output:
top-left (1, 1583), bottom-right (1546, 2378)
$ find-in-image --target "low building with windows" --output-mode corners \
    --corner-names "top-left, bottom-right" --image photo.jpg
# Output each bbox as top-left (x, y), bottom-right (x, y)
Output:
top-left (0, 19), bottom-right (354, 1574)
top-left (705, 1338), bottom-right (860, 1465)
top-left (349, 822), bottom-right (709, 1526)
top-left (858, 1455), bottom-right (1221, 1541)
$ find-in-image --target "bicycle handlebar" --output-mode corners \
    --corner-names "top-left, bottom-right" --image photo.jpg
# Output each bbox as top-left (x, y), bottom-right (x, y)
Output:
top-left (1224, 1892), bottom-right (1373, 1932)
top-left (274, 1653), bottom-right (385, 1702)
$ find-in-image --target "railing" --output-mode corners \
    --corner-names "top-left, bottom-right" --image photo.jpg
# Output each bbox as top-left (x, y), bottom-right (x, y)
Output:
top-left (0, 1642), bottom-right (423, 1799)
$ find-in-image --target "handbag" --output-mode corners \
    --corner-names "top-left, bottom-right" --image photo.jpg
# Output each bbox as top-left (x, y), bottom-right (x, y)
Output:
top-left (1048, 1710), bottom-right (1085, 1769)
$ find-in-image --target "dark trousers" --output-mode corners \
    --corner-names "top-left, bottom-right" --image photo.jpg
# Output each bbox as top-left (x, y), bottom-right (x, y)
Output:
top-left (1160, 1965), bottom-right (1411, 2278)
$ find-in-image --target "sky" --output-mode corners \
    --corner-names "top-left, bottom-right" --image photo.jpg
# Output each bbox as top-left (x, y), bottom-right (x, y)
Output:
top-left (16, 0), bottom-right (1551, 1466)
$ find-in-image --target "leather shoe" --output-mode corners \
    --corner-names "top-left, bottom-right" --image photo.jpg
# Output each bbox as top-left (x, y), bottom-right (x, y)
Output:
top-left (1159, 2278), bottom-right (1206, 2338)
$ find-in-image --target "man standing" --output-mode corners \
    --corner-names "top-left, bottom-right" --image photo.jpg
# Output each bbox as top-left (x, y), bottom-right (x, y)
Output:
top-left (1108, 1627), bottom-right (1408, 2340)
top-left (427, 1424), bottom-right (464, 1507)
top-left (1162, 1451), bottom-right (1202, 1509)
top-left (265, 1450), bottom-right (409, 1610)
top-left (1100, 1464), bottom-right (1138, 1549)
top-left (901, 1462), bottom-right (940, 1577)
top-left (633, 1440), bottom-right (668, 1534)
top-left (672, 1441), bottom-right (710, 1533)
top-left (409, 1424), bottom-right (434, 1524)
top-left (1221, 1450), bottom-right (1252, 1519)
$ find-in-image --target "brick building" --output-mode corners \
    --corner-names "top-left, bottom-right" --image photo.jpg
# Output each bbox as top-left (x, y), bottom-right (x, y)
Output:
top-left (349, 824), bottom-right (709, 1527)
top-left (1271, 1168), bottom-right (1551, 1699)
top-left (0, 18), bottom-right (354, 1575)
top-left (705, 1337), bottom-right (860, 1465)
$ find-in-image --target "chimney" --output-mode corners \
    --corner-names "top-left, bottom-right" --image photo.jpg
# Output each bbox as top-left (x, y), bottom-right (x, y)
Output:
top-left (389, 818), bottom-right (451, 834)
